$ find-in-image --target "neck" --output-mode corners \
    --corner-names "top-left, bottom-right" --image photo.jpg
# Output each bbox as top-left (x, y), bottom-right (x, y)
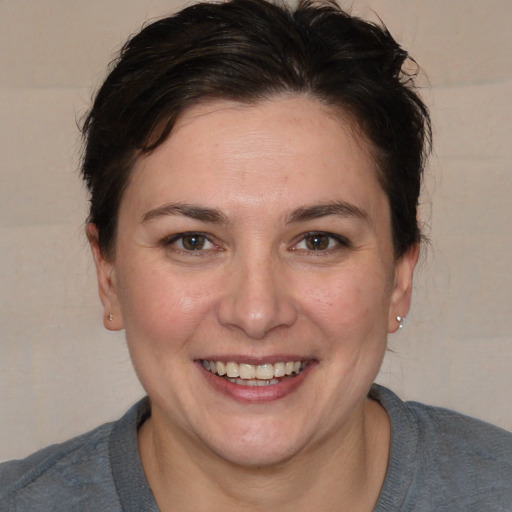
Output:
top-left (138, 397), bottom-right (390, 512)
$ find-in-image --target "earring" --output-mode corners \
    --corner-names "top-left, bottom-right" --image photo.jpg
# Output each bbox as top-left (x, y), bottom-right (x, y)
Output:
top-left (396, 316), bottom-right (405, 329)
top-left (108, 313), bottom-right (113, 322)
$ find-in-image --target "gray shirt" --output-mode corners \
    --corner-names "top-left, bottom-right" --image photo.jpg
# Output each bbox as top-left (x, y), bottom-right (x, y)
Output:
top-left (1, 385), bottom-right (511, 511)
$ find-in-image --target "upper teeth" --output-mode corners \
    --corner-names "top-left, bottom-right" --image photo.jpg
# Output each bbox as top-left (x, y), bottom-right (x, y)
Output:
top-left (202, 360), bottom-right (304, 379)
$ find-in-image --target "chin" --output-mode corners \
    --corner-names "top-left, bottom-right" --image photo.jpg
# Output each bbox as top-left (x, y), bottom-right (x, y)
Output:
top-left (196, 413), bottom-right (315, 468)
top-left (211, 434), bottom-right (303, 468)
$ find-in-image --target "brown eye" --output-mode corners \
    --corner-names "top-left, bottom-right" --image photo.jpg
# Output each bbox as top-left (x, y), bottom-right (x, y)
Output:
top-left (305, 233), bottom-right (331, 251)
top-left (169, 233), bottom-right (214, 251)
top-left (181, 234), bottom-right (207, 250)
top-left (293, 232), bottom-right (348, 253)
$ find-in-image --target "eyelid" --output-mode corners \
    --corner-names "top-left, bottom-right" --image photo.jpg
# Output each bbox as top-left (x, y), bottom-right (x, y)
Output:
top-left (292, 231), bottom-right (351, 251)
top-left (163, 231), bottom-right (220, 252)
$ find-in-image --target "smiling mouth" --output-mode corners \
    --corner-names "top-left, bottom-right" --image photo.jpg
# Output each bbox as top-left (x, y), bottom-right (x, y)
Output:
top-left (201, 360), bottom-right (308, 387)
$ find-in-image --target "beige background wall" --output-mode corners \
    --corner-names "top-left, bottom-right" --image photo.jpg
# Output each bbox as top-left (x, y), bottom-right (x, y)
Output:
top-left (1, 0), bottom-right (511, 462)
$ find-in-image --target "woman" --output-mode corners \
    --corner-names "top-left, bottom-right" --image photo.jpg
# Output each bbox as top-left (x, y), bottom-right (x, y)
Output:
top-left (1, 0), bottom-right (511, 510)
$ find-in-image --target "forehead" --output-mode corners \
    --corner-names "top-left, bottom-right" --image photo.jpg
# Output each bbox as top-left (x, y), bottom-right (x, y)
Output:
top-left (125, 96), bottom-right (386, 221)
top-left (169, 96), bottom-right (373, 164)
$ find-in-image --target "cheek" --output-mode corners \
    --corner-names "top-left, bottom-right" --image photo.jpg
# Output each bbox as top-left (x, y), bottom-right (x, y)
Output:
top-left (116, 265), bottom-right (218, 351)
top-left (299, 267), bottom-right (393, 339)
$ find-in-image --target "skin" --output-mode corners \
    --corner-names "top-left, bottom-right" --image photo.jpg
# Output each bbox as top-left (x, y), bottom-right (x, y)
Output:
top-left (88, 95), bottom-right (418, 511)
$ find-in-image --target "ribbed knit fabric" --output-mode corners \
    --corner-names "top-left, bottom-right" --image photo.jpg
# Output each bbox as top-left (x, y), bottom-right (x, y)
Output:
top-left (371, 385), bottom-right (512, 511)
top-left (1, 386), bottom-right (511, 511)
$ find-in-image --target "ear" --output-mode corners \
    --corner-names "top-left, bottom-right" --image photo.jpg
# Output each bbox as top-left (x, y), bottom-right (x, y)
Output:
top-left (86, 224), bottom-right (124, 331)
top-left (388, 243), bottom-right (419, 333)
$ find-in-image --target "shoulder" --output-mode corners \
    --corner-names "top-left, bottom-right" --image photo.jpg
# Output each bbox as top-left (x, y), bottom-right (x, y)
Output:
top-left (409, 399), bottom-right (512, 509)
top-left (405, 396), bottom-right (512, 470)
top-left (0, 398), bottom-right (154, 512)
top-left (373, 384), bottom-right (512, 461)
top-left (372, 385), bottom-right (512, 511)
top-left (0, 421), bottom-right (119, 511)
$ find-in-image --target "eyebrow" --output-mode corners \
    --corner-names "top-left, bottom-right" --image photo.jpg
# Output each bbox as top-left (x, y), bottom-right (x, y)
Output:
top-left (286, 201), bottom-right (369, 224)
top-left (141, 203), bottom-right (228, 224)
top-left (141, 200), bottom-right (368, 226)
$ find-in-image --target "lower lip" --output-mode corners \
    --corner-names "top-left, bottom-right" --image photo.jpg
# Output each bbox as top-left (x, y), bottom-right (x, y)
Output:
top-left (197, 362), bottom-right (316, 403)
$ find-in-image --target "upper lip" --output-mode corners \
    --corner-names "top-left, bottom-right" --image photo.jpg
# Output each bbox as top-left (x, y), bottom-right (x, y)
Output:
top-left (196, 356), bottom-right (315, 365)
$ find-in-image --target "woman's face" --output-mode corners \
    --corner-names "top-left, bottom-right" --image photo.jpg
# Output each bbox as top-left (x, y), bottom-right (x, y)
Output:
top-left (92, 96), bottom-right (417, 466)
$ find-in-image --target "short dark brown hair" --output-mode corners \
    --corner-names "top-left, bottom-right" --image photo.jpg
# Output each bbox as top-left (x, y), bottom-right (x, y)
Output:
top-left (81, 0), bottom-right (431, 258)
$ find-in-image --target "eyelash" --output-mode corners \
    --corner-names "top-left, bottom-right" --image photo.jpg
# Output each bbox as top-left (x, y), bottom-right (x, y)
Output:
top-left (163, 231), bottom-right (350, 255)
top-left (163, 232), bottom-right (219, 254)
top-left (292, 231), bottom-right (350, 253)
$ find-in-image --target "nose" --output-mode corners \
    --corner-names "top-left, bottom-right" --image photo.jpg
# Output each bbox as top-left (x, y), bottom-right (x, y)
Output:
top-left (216, 254), bottom-right (298, 340)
